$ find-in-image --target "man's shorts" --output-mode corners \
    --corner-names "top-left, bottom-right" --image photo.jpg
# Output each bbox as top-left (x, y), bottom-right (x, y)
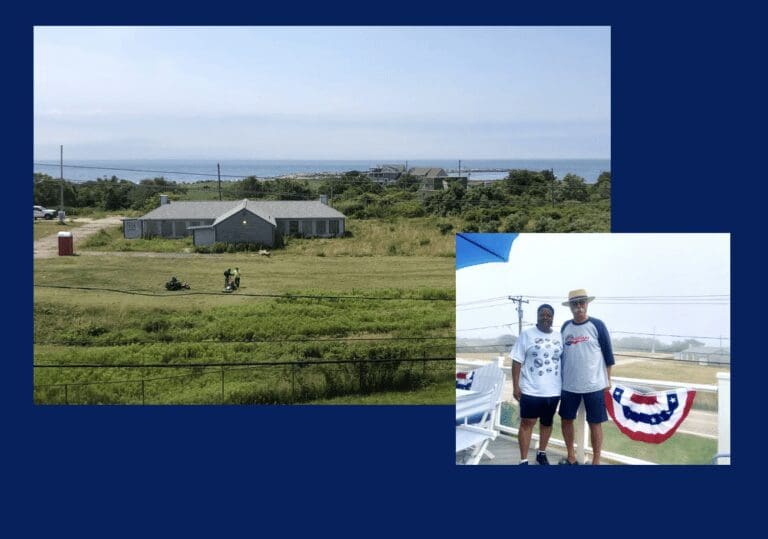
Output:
top-left (520, 394), bottom-right (561, 426)
top-left (558, 389), bottom-right (608, 424)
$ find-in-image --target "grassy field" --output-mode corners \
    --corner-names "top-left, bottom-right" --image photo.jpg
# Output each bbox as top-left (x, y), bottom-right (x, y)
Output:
top-left (34, 225), bottom-right (456, 404)
top-left (74, 216), bottom-right (461, 257)
top-left (33, 218), bottom-right (87, 241)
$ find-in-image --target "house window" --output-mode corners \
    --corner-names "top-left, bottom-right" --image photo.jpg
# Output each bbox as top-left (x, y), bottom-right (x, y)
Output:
top-left (329, 220), bottom-right (339, 235)
top-left (315, 220), bottom-right (326, 235)
top-left (301, 220), bottom-right (313, 236)
top-left (289, 221), bottom-right (299, 234)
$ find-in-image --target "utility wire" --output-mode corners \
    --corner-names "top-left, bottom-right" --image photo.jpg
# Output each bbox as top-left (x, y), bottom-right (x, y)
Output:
top-left (35, 336), bottom-right (456, 346)
top-left (33, 284), bottom-right (454, 301)
top-left (33, 356), bottom-right (456, 369)
top-left (612, 330), bottom-right (730, 340)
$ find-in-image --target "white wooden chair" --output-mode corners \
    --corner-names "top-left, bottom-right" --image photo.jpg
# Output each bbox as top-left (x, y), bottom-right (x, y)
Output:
top-left (455, 363), bottom-right (506, 463)
top-left (456, 386), bottom-right (499, 465)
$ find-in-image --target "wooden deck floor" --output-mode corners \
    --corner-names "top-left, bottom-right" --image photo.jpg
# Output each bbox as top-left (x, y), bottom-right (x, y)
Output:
top-left (456, 434), bottom-right (610, 465)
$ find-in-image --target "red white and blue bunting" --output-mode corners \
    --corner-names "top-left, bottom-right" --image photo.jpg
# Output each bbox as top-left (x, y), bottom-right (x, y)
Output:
top-left (456, 371), bottom-right (475, 390)
top-left (604, 385), bottom-right (697, 444)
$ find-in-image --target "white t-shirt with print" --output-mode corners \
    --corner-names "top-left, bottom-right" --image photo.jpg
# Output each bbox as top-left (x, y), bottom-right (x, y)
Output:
top-left (510, 326), bottom-right (562, 397)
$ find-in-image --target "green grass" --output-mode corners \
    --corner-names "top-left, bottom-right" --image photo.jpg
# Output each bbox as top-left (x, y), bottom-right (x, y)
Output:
top-left (75, 217), bottom-right (460, 257)
top-left (307, 378), bottom-right (455, 404)
top-left (34, 252), bottom-right (454, 308)
top-left (33, 218), bottom-right (87, 241)
top-left (34, 234), bottom-right (456, 404)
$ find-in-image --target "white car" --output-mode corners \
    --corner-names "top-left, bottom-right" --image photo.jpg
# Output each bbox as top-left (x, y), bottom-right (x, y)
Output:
top-left (34, 205), bottom-right (57, 220)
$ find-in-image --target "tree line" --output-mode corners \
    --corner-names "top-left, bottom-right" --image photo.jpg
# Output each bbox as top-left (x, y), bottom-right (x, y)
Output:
top-left (34, 168), bottom-right (610, 232)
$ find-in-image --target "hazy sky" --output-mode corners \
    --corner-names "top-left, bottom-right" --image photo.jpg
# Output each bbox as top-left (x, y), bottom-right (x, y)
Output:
top-left (33, 26), bottom-right (610, 160)
top-left (456, 234), bottom-right (730, 347)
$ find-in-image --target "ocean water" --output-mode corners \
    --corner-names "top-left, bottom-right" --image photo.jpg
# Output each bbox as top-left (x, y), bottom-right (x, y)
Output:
top-left (32, 158), bottom-right (610, 184)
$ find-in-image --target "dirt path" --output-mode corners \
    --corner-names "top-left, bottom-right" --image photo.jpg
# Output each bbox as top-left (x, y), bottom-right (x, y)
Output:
top-left (33, 216), bottom-right (125, 259)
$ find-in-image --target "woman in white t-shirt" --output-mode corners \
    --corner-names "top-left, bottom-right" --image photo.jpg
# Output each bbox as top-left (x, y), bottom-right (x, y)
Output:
top-left (511, 304), bottom-right (562, 465)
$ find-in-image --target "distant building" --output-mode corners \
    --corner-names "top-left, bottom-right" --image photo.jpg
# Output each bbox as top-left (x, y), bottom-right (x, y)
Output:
top-left (675, 345), bottom-right (731, 365)
top-left (367, 164), bottom-right (406, 185)
top-left (122, 196), bottom-right (345, 247)
top-left (408, 167), bottom-right (448, 190)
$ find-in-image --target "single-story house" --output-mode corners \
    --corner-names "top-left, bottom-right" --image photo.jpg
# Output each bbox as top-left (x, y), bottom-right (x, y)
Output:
top-left (367, 164), bottom-right (406, 184)
top-left (122, 195), bottom-right (346, 247)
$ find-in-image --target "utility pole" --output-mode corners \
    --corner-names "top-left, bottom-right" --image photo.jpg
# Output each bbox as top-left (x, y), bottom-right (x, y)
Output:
top-left (458, 159), bottom-right (461, 178)
top-left (59, 145), bottom-right (65, 223)
top-left (508, 296), bottom-right (529, 335)
top-left (651, 327), bottom-right (656, 353)
top-left (217, 163), bottom-right (222, 201)
top-left (550, 168), bottom-right (556, 207)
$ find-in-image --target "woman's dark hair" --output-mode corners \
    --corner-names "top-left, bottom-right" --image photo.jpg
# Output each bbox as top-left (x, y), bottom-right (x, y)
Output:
top-left (537, 303), bottom-right (554, 315)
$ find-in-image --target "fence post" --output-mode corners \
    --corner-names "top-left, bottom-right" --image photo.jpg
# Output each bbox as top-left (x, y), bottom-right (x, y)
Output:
top-left (716, 372), bottom-right (731, 464)
top-left (576, 403), bottom-right (587, 464)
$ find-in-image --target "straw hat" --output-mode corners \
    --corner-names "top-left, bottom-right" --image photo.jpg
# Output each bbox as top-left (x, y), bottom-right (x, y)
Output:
top-left (562, 289), bottom-right (595, 306)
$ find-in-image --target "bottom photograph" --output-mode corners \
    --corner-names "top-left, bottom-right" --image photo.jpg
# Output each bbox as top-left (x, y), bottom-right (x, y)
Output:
top-left (455, 233), bottom-right (731, 465)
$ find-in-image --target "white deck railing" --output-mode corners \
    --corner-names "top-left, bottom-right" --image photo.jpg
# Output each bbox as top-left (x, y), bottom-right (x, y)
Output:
top-left (456, 357), bottom-right (731, 465)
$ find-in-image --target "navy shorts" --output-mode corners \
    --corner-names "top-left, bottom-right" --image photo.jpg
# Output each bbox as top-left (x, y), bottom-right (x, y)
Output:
top-left (558, 389), bottom-right (608, 424)
top-left (519, 395), bottom-right (560, 426)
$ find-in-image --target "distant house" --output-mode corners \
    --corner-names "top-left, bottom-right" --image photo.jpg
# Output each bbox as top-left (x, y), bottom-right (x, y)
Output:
top-left (122, 195), bottom-right (346, 247)
top-left (675, 345), bottom-right (731, 365)
top-left (367, 164), bottom-right (406, 185)
top-left (408, 167), bottom-right (449, 190)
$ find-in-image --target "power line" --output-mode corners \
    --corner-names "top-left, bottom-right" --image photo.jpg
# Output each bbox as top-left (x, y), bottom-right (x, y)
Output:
top-left (612, 330), bottom-right (730, 340)
top-left (33, 356), bottom-right (456, 369)
top-left (33, 284), bottom-right (454, 301)
top-left (35, 336), bottom-right (456, 346)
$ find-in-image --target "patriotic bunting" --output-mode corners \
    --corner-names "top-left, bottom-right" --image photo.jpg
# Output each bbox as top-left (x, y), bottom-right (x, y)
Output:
top-left (456, 371), bottom-right (474, 390)
top-left (604, 385), bottom-right (696, 444)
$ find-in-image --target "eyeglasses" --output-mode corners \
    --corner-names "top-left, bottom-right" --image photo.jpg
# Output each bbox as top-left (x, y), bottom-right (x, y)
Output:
top-left (569, 300), bottom-right (587, 307)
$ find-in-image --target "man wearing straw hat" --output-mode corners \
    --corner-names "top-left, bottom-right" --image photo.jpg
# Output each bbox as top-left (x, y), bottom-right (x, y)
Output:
top-left (558, 289), bottom-right (615, 465)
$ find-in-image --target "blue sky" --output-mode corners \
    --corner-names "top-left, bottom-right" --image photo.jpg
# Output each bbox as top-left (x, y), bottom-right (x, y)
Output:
top-left (34, 26), bottom-right (610, 160)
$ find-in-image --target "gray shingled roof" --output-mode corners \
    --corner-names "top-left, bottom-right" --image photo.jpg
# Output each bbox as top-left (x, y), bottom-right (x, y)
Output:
top-left (408, 167), bottom-right (447, 178)
top-left (140, 199), bottom-right (346, 221)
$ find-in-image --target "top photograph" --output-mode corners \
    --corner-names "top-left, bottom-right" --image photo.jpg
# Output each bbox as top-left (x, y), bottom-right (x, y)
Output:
top-left (33, 26), bottom-right (610, 405)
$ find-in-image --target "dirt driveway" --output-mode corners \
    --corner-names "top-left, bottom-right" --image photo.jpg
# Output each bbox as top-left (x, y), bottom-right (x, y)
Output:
top-left (33, 216), bottom-right (125, 259)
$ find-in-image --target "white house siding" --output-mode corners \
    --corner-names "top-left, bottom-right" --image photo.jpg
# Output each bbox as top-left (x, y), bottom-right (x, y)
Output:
top-left (214, 210), bottom-right (274, 246)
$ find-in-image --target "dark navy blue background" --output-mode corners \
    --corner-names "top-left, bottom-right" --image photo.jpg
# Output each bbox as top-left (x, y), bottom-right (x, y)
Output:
top-left (7, 2), bottom-right (757, 535)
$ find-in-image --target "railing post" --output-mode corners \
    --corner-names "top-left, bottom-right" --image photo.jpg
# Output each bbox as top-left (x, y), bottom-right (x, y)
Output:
top-left (576, 402), bottom-right (587, 464)
top-left (716, 372), bottom-right (731, 464)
